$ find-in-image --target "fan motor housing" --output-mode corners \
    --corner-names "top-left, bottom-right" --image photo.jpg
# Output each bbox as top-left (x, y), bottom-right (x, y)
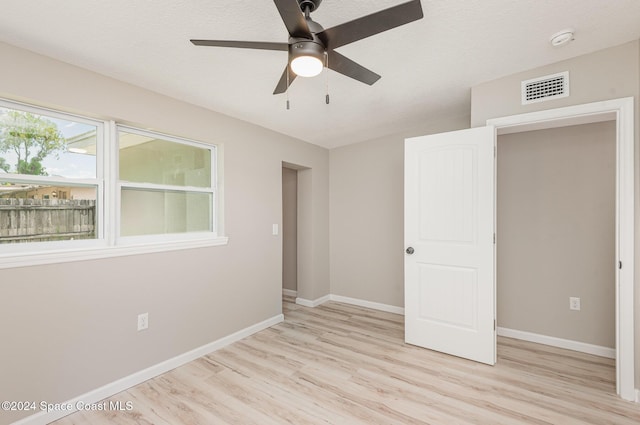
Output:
top-left (289, 39), bottom-right (325, 62)
top-left (297, 0), bottom-right (322, 13)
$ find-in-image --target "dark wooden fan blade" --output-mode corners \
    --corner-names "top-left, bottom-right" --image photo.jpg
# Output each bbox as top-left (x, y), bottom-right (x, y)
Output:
top-left (273, 65), bottom-right (297, 94)
top-left (316, 0), bottom-right (423, 49)
top-left (274, 0), bottom-right (313, 39)
top-left (190, 40), bottom-right (289, 51)
top-left (327, 50), bottom-right (381, 86)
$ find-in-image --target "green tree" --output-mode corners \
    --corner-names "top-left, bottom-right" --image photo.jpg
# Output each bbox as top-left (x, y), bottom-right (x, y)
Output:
top-left (0, 110), bottom-right (66, 175)
top-left (0, 157), bottom-right (9, 173)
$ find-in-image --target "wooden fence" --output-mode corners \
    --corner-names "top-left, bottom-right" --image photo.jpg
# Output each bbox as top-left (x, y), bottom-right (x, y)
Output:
top-left (0, 199), bottom-right (96, 243)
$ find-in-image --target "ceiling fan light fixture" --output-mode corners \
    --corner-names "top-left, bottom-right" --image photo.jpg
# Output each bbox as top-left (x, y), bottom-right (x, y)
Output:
top-left (291, 55), bottom-right (323, 77)
top-left (191, 0), bottom-right (424, 93)
top-left (290, 41), bottom-right (325, 77)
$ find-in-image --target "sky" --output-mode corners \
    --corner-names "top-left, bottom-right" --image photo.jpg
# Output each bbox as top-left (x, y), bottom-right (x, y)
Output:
top-left (0, 108), bottom-right (97, 179)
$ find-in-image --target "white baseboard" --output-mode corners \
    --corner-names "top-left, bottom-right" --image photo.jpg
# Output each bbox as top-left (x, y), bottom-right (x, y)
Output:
top-left (282, 288), bottom-right (297, 297)
top-left (636, 388), bottom-right (640, 403)
top-left (329, 294), bottom-right (404, 315)
top-left (295, 294), bottom-right (330, 307)
top-left (294, 293), bottom-right (404, 315)
top-left (14, 314), bottom-right (284, 425)
top-left (497, 327), bottom-right (615, 359)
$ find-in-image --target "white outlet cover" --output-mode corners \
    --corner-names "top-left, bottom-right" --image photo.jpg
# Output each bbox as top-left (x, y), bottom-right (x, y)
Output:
top-left (569, 297), bottom-right (581, 311)
top-left (137, 313), bottom-right (149, 331)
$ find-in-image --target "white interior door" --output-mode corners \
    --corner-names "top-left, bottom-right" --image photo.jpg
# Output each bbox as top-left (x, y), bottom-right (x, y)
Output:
top-left (404, 126), bottom-right (496, 365)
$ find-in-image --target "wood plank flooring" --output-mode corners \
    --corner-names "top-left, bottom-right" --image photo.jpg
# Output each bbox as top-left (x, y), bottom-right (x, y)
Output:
top-left (53, 297), bottom-right (640, 424)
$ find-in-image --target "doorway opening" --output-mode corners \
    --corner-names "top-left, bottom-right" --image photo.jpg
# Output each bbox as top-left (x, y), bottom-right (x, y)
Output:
top-left (281, 161), bottom-right (313, 309)
top-left (488, 97), bottom-right (635, 401)
top-left (282, 166), bottom-right (298, 300)
top-left (496, 121), bottom-right (617, 359)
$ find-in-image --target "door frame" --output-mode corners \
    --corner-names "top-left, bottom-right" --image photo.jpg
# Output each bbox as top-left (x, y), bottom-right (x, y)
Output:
top-left (487, 97), bottom-right (635, 401)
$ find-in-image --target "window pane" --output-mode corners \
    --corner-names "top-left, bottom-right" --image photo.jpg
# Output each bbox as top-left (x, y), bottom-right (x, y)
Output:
top-left (0, 107), bottom-right (97, 179)
top-left (119, 131), bottom-right (211, 188)
top-left (120, 188), bottom-right (212, 236)
top-left (0, 182), bottom-right (97, 243)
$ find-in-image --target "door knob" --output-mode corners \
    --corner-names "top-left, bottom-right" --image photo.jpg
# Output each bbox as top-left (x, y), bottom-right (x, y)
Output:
top-left (406, 247), bottom-right (415, 255)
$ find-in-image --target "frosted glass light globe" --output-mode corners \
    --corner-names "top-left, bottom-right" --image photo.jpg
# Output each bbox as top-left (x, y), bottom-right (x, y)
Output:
top-left (291, 55), bottom-right (323, 77)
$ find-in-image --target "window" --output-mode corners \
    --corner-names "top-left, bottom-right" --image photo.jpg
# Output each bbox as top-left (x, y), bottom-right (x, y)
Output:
top-left (0, 101), bottom-right (102, 248)
top-left (0, 99), bottom-right (225, 267)
top-left (117, 127), bottom-right (216, 239)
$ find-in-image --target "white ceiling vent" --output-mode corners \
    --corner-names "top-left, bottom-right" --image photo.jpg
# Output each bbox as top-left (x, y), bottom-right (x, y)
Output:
top-left (521, 71), bottom-right (569, 105)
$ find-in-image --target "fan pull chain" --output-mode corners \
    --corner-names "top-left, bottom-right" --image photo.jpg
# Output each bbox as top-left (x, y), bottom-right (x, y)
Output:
top-left (325, 52), bottom-right (330, 105)
top-left (286, 65), bottom-right (290, 110)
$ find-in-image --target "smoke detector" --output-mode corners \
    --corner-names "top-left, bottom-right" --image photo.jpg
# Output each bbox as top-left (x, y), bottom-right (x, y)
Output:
top-left (550, 29), bottom-right (574, 47)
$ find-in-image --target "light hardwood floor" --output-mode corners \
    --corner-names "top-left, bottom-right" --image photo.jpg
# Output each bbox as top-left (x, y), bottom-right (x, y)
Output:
top-left (53, 297), bottom-right (640, 424)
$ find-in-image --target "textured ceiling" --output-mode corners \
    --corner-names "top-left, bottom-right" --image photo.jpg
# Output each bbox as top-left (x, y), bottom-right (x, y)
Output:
top-left (0, 0), bottom-right (639, 148)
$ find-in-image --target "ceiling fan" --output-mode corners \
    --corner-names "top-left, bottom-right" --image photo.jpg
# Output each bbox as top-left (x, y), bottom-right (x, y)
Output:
top-left (190, 0), bottom-right (424, 95)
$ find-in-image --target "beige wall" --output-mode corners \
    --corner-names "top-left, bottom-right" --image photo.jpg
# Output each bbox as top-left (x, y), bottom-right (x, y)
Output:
top-left (471, 39), bottom-right (640, 391)
top-left (497, 122), bottom-right (616, 347)
top-left (329, 116), bottom-right (470, 307)
top-left (282, 167), bottom-right (297, 292)
top-left (0, 41), bottom-right (329, 424)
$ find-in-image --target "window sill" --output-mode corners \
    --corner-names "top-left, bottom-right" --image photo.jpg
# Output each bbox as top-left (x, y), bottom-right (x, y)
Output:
top-left (0, 236), bottom-right (229, 270)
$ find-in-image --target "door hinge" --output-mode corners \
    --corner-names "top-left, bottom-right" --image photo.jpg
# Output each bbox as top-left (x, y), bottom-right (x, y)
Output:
top-left (619, 261), bottom-right (622, 269)
top-left (493, 233), bottom-right (496, 244)
top-left (494, 319), bottom-right (496, 331)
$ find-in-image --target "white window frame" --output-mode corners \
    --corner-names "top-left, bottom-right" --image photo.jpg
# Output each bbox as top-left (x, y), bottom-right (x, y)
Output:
top-left (0, 99), bottom-right (107, 255)
top-left (115, 125), bottom-right (219, 245)
top-left (0, 100), bottom-right (227, 270)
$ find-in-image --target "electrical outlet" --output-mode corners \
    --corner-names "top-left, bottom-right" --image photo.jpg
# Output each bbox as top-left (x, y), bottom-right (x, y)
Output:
top-left (137, 313), bottom-right (149, 331)
top-left (569, 297), bottom-right (581, 311)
